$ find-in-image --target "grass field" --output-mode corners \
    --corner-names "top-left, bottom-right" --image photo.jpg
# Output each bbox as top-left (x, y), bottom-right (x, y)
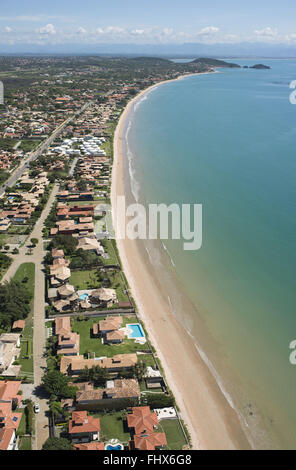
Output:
top-left (16, 409), bottom-right (26, 436)
top-left (158, 419), bottom-right (188, 450)
top-left (72, 316), bottom-right (149, 357)
top-left (69, 268), bottom-right (129, 303)
top-left (93, 412), bottom-right (130, 444)
top-left (69, 269), bottom-right (98, 290)
top-left (18, 436), bottom-right (32, 450)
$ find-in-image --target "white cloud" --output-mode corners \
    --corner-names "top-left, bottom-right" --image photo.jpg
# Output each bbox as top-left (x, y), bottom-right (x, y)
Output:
top-left (131, 29), bottom-right (145, 35)
top-left (197, 26), bottom-right (219, 36)
top-left (254, 27), bottom-right (278, 38)
top-left (4, 26), bottom-right (12, 33)
top-left (37, 24), bottom-right (56, 35)
top-left (105, 26), bottom-right (125, 34)
top-left (77, 27), bottom-right (87, 35)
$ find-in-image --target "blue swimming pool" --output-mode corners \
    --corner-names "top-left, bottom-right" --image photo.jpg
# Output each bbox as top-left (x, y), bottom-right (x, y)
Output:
top-left (127, 323), bottom-right (145, 339)
top-left (79, 293), bottom-right (89, 300)
top-left (105, 444), bottom-right (123, 450)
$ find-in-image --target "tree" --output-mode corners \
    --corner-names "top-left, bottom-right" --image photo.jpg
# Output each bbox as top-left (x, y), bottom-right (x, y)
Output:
top-left (144, 393), bottom-right (175, 409)
top-left (80, 365), bottom-right (109, 387)
top-left (0, 279), bottom-right (32, 330)
top-left (132, 361), bottom-right (146, 381)
top-left (42, 437), bottom-right (73, 451)
top-left (42, 370), bottom-right (77, 400)
top-left (49, 401), bottom-right (63, 417)
top-left (49, 234), bottom-right (78, 256)
top-left (30, 238), bottom-right (38, 247)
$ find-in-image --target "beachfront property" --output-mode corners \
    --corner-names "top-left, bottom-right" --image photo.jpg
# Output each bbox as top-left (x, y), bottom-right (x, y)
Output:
top-left (75, 379), bottom-right (140, 411)
top-left (93, 316), bottom-right (125, 344)
top-left (60, 353), bottom-right (138, 377)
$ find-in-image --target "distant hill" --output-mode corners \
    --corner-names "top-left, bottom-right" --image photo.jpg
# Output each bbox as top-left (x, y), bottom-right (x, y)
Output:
top-left (131, 56), bottom-right (171, 65)
top-left (192, 58), bottom-right (241, 68)
top-left (249, 64), bottom-right (271, 69)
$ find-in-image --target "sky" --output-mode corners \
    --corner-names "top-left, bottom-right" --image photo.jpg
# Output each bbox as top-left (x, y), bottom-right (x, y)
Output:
top-left (0, 1), bottom-right (296, 52)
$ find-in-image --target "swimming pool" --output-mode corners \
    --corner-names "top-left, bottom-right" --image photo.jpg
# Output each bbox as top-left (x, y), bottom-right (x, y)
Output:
top-left (127, 323), bottom-right (145, 339)
top-left (105, 444), bottom-right (123, 450)
top-left (79, 293), bottom-right (89, 300)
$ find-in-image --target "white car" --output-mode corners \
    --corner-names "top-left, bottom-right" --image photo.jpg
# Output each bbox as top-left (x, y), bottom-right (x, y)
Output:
top-left (34, 403), bottom-right (40, 414)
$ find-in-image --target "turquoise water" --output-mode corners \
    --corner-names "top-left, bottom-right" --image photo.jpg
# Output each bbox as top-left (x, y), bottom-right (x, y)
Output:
top-left (79, 293), bottom-right (89, 300)
top-left (106, 444), bottom-right (123, 450)
top-left (127, 323), bottom-right (145, 339)
top-left (126, 60), bottom-right (296, 449)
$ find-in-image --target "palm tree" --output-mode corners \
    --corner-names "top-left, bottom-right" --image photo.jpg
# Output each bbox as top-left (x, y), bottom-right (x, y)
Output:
top-left (49, 401), bottom-right (63, 418)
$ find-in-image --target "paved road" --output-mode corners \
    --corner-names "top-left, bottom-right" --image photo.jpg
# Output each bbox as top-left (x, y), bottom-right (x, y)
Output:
top-left (2, 185), bottom-right (59, 449)
top-left (0, 101), bottom-right (92, 197)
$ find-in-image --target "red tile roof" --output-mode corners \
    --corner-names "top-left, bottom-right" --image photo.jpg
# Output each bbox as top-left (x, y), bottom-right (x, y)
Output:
top-left (74, 442), bottom-right (105, 451)
top-left (69, 411), bottom-right (100, 435)
top-left (132, 432), bottom-right (167, 450)
top-left (127, 406), bottom-right (159, 435)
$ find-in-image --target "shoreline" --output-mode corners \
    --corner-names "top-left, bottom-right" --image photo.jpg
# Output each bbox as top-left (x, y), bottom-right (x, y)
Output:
top-left (111, 72), bottom-right (251, 450)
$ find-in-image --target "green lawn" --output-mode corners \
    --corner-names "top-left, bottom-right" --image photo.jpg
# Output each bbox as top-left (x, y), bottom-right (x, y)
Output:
top-left (158, 419), bottom-right (188, 450)
top-left (93, 412), bottom-right (130, 444)
top-left (16, 409), bottom-right (26, 436)
top-left (101, 239), bottom-right (119, 266)
top-left (13, 263), bottom-right (35, 378)
top-left (73, 317), bottom-right (149, 357)
top-left (70, 269), bottom-right (98, 290)
top-left (69, 268), bottom-right (129, 304)
top-left (7, 225), bottom-right (29, 235)
top-left (18, 436), bottom-right (32, 450)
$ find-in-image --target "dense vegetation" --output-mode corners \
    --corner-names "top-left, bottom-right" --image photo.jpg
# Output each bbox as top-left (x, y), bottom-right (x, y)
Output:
top-left (0, 279), bottom-right (32, 330)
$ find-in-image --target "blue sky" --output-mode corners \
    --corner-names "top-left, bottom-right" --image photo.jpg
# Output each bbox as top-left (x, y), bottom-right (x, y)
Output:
top-left (1, 0), bottom-right (296, 48)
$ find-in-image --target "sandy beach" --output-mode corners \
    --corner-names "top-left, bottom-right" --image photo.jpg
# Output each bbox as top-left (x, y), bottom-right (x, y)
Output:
top-left (111, 73), bottom-right (251, 450)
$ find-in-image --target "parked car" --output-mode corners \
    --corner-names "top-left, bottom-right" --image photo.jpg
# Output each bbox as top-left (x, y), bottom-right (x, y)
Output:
top-left (34, 403), bottom-right (40, 413)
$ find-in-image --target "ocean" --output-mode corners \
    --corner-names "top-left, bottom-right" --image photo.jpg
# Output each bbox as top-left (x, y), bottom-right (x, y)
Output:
top-left (124, 59), bottom-right (296, 449)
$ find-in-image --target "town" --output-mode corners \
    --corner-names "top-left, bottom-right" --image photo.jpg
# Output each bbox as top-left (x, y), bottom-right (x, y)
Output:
top-left (0, 55), bottom-right (214, 451)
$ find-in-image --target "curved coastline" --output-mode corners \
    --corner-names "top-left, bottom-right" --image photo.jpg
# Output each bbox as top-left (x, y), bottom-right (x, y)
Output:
top-left (111, 73), bottom-right (251, 450)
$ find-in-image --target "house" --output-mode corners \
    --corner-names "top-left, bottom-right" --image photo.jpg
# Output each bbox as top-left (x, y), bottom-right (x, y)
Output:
top-left (52, 248), bottom-right (65, 259)
top-left (97, 316), bottom-right (123, 335)
top-left (0, 334), bottom-right (21, 377)
top-left (11, 320), bottom-right (25, 333)
top-left (0, 381), bottom-right (22, 451)
top-left (52, 284), bottom-right (78, 312)
top-left (60, 353), bottom-right (138, 376)
top-left (49, 266), bottom-right (71, 287)
top-left (74, 441), bottom-right (105, 450)
top-left (89, 288), bottom-right (117, 308)
top-left (77, 237), bottom-right (104, 254)
top-left (75, 379), bottom-right (141, 411)
top-left (129, 432), bottom-right (167, 451)
top-left (93, 316), bottom-right (124, 344)
top-left (144, 367), bottom-right (165, 390)
top-left (127, 406), bottom-right (159, 435)
top-left (55, 317), bottom-right (80, 356)
top-left (68, 411), bottom-right (100, 444)
top-left (105, 330), bottom-right (125, 344)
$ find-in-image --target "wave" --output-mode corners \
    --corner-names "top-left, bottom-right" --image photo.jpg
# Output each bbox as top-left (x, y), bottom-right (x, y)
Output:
top-left (125, 119), bottom-right (141, 202)
top-left (161, 241), bottom-right (176, 267)
top-left (133, 88), bottom-right (157, 112)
